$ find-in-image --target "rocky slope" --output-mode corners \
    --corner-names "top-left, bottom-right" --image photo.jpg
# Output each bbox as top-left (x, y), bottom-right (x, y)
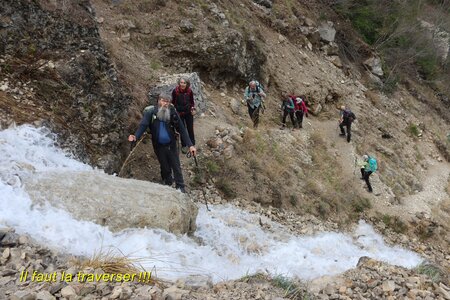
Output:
top-left (1, 0), bottom-right (449, 299)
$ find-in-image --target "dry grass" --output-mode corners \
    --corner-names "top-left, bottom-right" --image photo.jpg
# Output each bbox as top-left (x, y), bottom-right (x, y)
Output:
top-left (71, 248), bottom-right (159, 285)
top-left (365, 89), bottom-right (382, 109)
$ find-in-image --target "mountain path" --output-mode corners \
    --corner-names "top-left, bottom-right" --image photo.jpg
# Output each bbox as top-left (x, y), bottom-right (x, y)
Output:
top-left (315, 119), bottom-right (450, 223)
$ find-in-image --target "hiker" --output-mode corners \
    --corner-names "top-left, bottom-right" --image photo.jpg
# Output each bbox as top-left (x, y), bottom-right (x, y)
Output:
top-left (172, 77), bottom-right (196, 154)
top-left (281, 93), bottom-right (296, 130)
top-left (294, 96), bottom-right (308, 128)
top-left (360, 154), bottom-right (377, 193)
top-left (128, 93), bottom-right (196, 193)
top-left (339, 105), bottom-right (356, 142)
top-left (244, 80), bottom-right (266, 129)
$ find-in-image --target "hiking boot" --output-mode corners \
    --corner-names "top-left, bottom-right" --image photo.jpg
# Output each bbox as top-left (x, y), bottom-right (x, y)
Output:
top-left (339, 133), bottom-right (346, 137)
top-left (299, 124), bottom-right (303, 128)
top-left (280, 124), bottom-right (286, 130)
top-left (181, 146), bottom-right (188, 154)
top-left (347, 136), bottom-right (351, 143)
top-left (177, 186), bottom-right (186, 193)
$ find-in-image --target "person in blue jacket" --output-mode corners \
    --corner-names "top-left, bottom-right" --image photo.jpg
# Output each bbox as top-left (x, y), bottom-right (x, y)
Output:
top-left (128, 93), bottom-right (196, 193)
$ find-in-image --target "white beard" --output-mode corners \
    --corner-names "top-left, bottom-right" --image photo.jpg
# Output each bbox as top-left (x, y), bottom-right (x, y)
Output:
top-left (157, 107), bottom-right (171, 122)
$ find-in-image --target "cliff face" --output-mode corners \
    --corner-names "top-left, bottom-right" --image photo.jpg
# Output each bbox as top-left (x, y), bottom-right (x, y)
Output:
top-left (0, 0), bottom-right (131, 172)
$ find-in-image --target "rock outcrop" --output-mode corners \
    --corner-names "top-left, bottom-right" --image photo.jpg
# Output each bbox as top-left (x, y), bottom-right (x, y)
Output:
top-left (0, 0), bottom-right (131, 173)
top-left (22, 171), bottom-right (198, 234)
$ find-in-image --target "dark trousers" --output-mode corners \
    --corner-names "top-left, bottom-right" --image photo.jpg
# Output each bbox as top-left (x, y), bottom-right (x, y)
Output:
top-left (180, 113), bottom-right (195, 146)
top-left (360, 168), bottom-right (373, 192)
top-left (339, 121), bottom-right (352, 142)
top-left (248, 105), bottom-right (260, 128)
top-left (282, 110), bottom-right (296, 127)
top-left (295, 110), bottom-right (304, 127)
top-left (155, 144), bottom-right (184, 188)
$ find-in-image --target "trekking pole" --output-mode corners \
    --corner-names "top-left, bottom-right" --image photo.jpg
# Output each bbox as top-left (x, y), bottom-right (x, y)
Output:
top-left (187, 152), bottom-right (210, 211)
top-left (186, 151), bottom-right (198, 167)
top-left (118, 135), bottom-right (146, 177)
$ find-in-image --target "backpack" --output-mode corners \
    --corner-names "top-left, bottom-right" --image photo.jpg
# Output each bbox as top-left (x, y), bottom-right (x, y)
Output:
top-left (173, 87), bottom-right (192, 113)
top-left (142, 105), bottom-right (177, 129)
top-left (248, 80), bottom-right (263, 94)
top-left (143, 105), bottom-right (154, 114)
top-left (368, 157), bottom-right (378, 172)
top-left (343, 109), bottom-right (356, 122)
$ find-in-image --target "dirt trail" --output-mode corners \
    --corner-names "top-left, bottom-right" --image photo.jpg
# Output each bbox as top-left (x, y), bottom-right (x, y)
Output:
top-left (315, 118), bottom-right (450, 222)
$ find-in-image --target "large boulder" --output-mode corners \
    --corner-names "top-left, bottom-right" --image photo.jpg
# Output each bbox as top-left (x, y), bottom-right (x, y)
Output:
top-left (318, 21), bottom-right (336, 43)
top-left (147, 72), bottom-right (207, 114)
top-left (22, 171), bottom-right (198, 235)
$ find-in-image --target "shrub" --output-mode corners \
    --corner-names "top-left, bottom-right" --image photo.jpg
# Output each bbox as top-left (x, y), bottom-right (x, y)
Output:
top-left (416, 263), bottom-right (446, 283)
top-left (408, 123), bottom-right (420, 137)
top-left (382, 214), bottom-right (408, 233)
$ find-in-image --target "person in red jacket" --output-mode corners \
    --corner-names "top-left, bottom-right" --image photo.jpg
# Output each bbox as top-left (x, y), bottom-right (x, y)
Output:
top-left (172, 77), bottom-right (196, 153)
top-left (293, 96), bottom-right (308, 128)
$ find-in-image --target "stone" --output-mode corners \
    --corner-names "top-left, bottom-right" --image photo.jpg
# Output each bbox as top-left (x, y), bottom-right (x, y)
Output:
top-left (381, 280), bottom-right (396, 293)
top-left (2, 248), bottom-right (10, 259)
top-left (313, 103), bottom-right (323, 115)
top-left (149, 72), bottom-right (206, 114)
top-left (330, 56), bottom-right (343, 68)
top-left (206, 137), bottom-right (224, 149)
top-left (18, 235), bottom-right (29, 245)
top-left (223, 145), bottom-right (234, 159)
top-left (36, 291), bottom-right (56, 300)
top-left (437, 284), bottom-right (450, 299)
top-left (318, 21), bottom-right (336, 42)
top-left (22, 171), bottom-right (198, 235)
top-left (162, 285), bottom-right (189, 300)
top-left (364, 57), bottom-right (384, 77)
top-left (178, 274), bottom-right (213, 290)
top-left (11, 291), bottom-right (36, 300)
top-left (0, 83), bottom-right (9, 91)
top-left (230, 98), bottom-right (241, 115)
top-left (180, 19), bottom-right (194, 33)
top-left (61, 286), bottom-right (76, 298)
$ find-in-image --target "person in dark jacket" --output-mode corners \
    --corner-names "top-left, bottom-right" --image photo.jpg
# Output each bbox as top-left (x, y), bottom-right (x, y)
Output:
top-left (339, 105), bottom-right (356, 143)
top-left (281, 93), bottom-right (296, 130)
top-left (128, 93), bottom-right (196, 193)
top-left (172, 77), bottom-right (196, 154)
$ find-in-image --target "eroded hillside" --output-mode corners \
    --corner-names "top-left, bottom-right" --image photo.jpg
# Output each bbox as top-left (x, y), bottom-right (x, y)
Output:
top-left (1, 0), bottom-right (449, 298)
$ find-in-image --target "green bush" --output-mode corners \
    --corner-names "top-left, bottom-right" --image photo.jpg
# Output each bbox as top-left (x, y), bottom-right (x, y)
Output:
top-left (416, 263), bottom-right (446, 283)
top-left (408, 124), bottom-right (420, 137)
top-left (417, 54), bottom-right (440, 80)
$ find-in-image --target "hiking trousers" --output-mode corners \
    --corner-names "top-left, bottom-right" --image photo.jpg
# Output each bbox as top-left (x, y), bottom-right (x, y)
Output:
top-left (180, 113), bottom-right (195, 147)
top-left (248, 105), bottom-right (261, 128)
top-left (339, 121), bottom-right (352, 142)
top-left (360, 168), bottom-right (373, 192)
top-left (154, 144), bottom-right (185, 189)
top-left (295, 110), bottom-right (304, 127)
top-left (282, 110), bottom-right (296, 128)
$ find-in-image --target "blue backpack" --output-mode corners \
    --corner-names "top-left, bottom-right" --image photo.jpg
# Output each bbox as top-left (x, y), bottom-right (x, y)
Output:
top-left (368, 157), bottom-right (378, 172)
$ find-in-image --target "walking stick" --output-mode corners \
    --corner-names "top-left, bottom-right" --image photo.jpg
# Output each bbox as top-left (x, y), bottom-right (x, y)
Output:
top-left (118, 134), bottom-right (147, 177)
top-left (186, 151), bottom-right (210, 211)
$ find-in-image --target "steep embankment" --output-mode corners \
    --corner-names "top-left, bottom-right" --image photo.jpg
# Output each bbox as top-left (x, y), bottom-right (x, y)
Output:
top-left (0, 0), bottom-right (131, 172)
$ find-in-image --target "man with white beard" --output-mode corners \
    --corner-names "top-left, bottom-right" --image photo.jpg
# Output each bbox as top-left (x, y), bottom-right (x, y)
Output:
top-left (128, 93), bottom-right (196, 193)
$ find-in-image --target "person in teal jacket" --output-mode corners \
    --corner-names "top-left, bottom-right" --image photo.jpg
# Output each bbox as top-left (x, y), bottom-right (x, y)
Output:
top-left (360, 154), bottom-right (377, 193)
top-left (280, 94), bottom-right (296, 130)
top-left (244, 80), bottom-right (266, 129)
